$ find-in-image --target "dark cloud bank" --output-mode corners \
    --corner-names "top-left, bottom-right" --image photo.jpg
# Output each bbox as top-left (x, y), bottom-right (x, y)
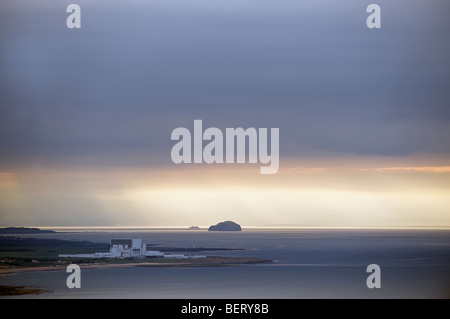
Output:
top-left (1, 0), bottom-right (449, 168)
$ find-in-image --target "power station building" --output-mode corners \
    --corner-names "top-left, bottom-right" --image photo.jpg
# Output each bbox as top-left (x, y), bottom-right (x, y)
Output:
top-left (59, 238), bottom-right (204, 259)
top-left (109, 238), bottom-right (163, 258)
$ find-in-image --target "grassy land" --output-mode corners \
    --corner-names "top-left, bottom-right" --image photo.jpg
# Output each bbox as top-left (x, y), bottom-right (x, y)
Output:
top-left (0, 236), bottom-right (110, 268)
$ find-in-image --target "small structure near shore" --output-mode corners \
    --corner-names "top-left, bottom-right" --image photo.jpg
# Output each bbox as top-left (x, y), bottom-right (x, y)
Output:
top-left (59, 238), bottom-right (205, 259)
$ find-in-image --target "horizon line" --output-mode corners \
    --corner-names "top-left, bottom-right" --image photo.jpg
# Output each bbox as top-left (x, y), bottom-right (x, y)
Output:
top-left (5, 225), bottom-right (450, 231)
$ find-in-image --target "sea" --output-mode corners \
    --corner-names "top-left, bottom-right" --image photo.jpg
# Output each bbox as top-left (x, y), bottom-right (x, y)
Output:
top-left (1, 227), bottom-right (449, 299)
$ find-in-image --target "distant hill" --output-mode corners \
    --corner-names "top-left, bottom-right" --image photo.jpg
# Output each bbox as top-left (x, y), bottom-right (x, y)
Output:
top-left (0, 227), bottom-right (55, 234)
top-left (208, 221), bottom-right (242, 231)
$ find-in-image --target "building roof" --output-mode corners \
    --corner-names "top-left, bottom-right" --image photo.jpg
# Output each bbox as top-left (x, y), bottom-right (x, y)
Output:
top-left (110, 239), bottom-right (133, 246)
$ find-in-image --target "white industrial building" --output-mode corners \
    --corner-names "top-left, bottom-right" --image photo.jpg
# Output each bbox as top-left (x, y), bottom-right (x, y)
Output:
top-left (108, 238), bottom-right (164, 258)
top-left (59, 238), bottom-right (205, 259)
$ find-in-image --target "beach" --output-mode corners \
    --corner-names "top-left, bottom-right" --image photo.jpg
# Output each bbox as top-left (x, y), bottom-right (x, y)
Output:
top-left (0, 257), bottom-right (272, 275)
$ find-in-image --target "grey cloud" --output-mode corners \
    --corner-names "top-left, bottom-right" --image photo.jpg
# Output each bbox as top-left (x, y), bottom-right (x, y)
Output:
top-left (1, 0), bottom-right (449, 167)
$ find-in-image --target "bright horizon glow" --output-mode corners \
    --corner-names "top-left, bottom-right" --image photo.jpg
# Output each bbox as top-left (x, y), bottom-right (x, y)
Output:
top-left (1, 158), bottom-right (449, 228)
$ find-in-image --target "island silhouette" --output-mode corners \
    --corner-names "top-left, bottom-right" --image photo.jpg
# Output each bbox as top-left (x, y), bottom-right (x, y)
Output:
top-left (208, 221), bottom-right (241, 231)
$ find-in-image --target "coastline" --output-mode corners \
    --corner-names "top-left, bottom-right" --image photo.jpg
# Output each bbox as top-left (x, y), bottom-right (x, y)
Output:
top-left (0, 257), bottom-right (272, 275)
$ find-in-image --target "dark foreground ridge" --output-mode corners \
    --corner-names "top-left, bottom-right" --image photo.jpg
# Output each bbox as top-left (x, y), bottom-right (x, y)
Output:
top-left (0, 227), bottom-right (55, 234)
top-left (0, 285), bottom-right (52, 296)
top-left (208, 221), bottom-right (242, 231)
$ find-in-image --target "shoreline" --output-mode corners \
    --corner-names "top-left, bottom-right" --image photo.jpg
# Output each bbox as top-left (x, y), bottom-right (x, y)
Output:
top-left (0, 263), bottom-right (185, 275)
top-left (0, 257), bottom-right (272, 275)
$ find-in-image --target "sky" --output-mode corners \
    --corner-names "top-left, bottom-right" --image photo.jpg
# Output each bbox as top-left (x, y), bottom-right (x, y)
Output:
top-left (0, 0), bottom-right (449, 227)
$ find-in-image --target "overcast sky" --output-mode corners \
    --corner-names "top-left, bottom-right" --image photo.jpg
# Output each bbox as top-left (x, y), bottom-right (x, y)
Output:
top-left (0, 0), bottom-right (449, 227)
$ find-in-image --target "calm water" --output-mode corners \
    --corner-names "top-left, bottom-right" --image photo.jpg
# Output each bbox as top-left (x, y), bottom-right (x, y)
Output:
top-left (1, 228), bottom-right (450, 298)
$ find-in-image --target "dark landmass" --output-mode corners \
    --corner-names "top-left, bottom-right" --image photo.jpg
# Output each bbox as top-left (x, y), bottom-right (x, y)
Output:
top-left (0, 285), bottom-right (52, 296)
top-left (0, 237), bottom-right (265, 272)
top-left (0, 236), bottom-right (109, 268)
top-left (188, 226), bottom-right (200, 230)
top-left (208, 221), bottom-right (242, 231)
top-left (0, 236), bottom-right (109, 250)
top-left (0, 227), bottom-right (55, 234)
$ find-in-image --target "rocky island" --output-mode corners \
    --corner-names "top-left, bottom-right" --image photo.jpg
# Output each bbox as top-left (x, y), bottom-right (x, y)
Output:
top-left (208, 221), bottom-right (242, 231)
